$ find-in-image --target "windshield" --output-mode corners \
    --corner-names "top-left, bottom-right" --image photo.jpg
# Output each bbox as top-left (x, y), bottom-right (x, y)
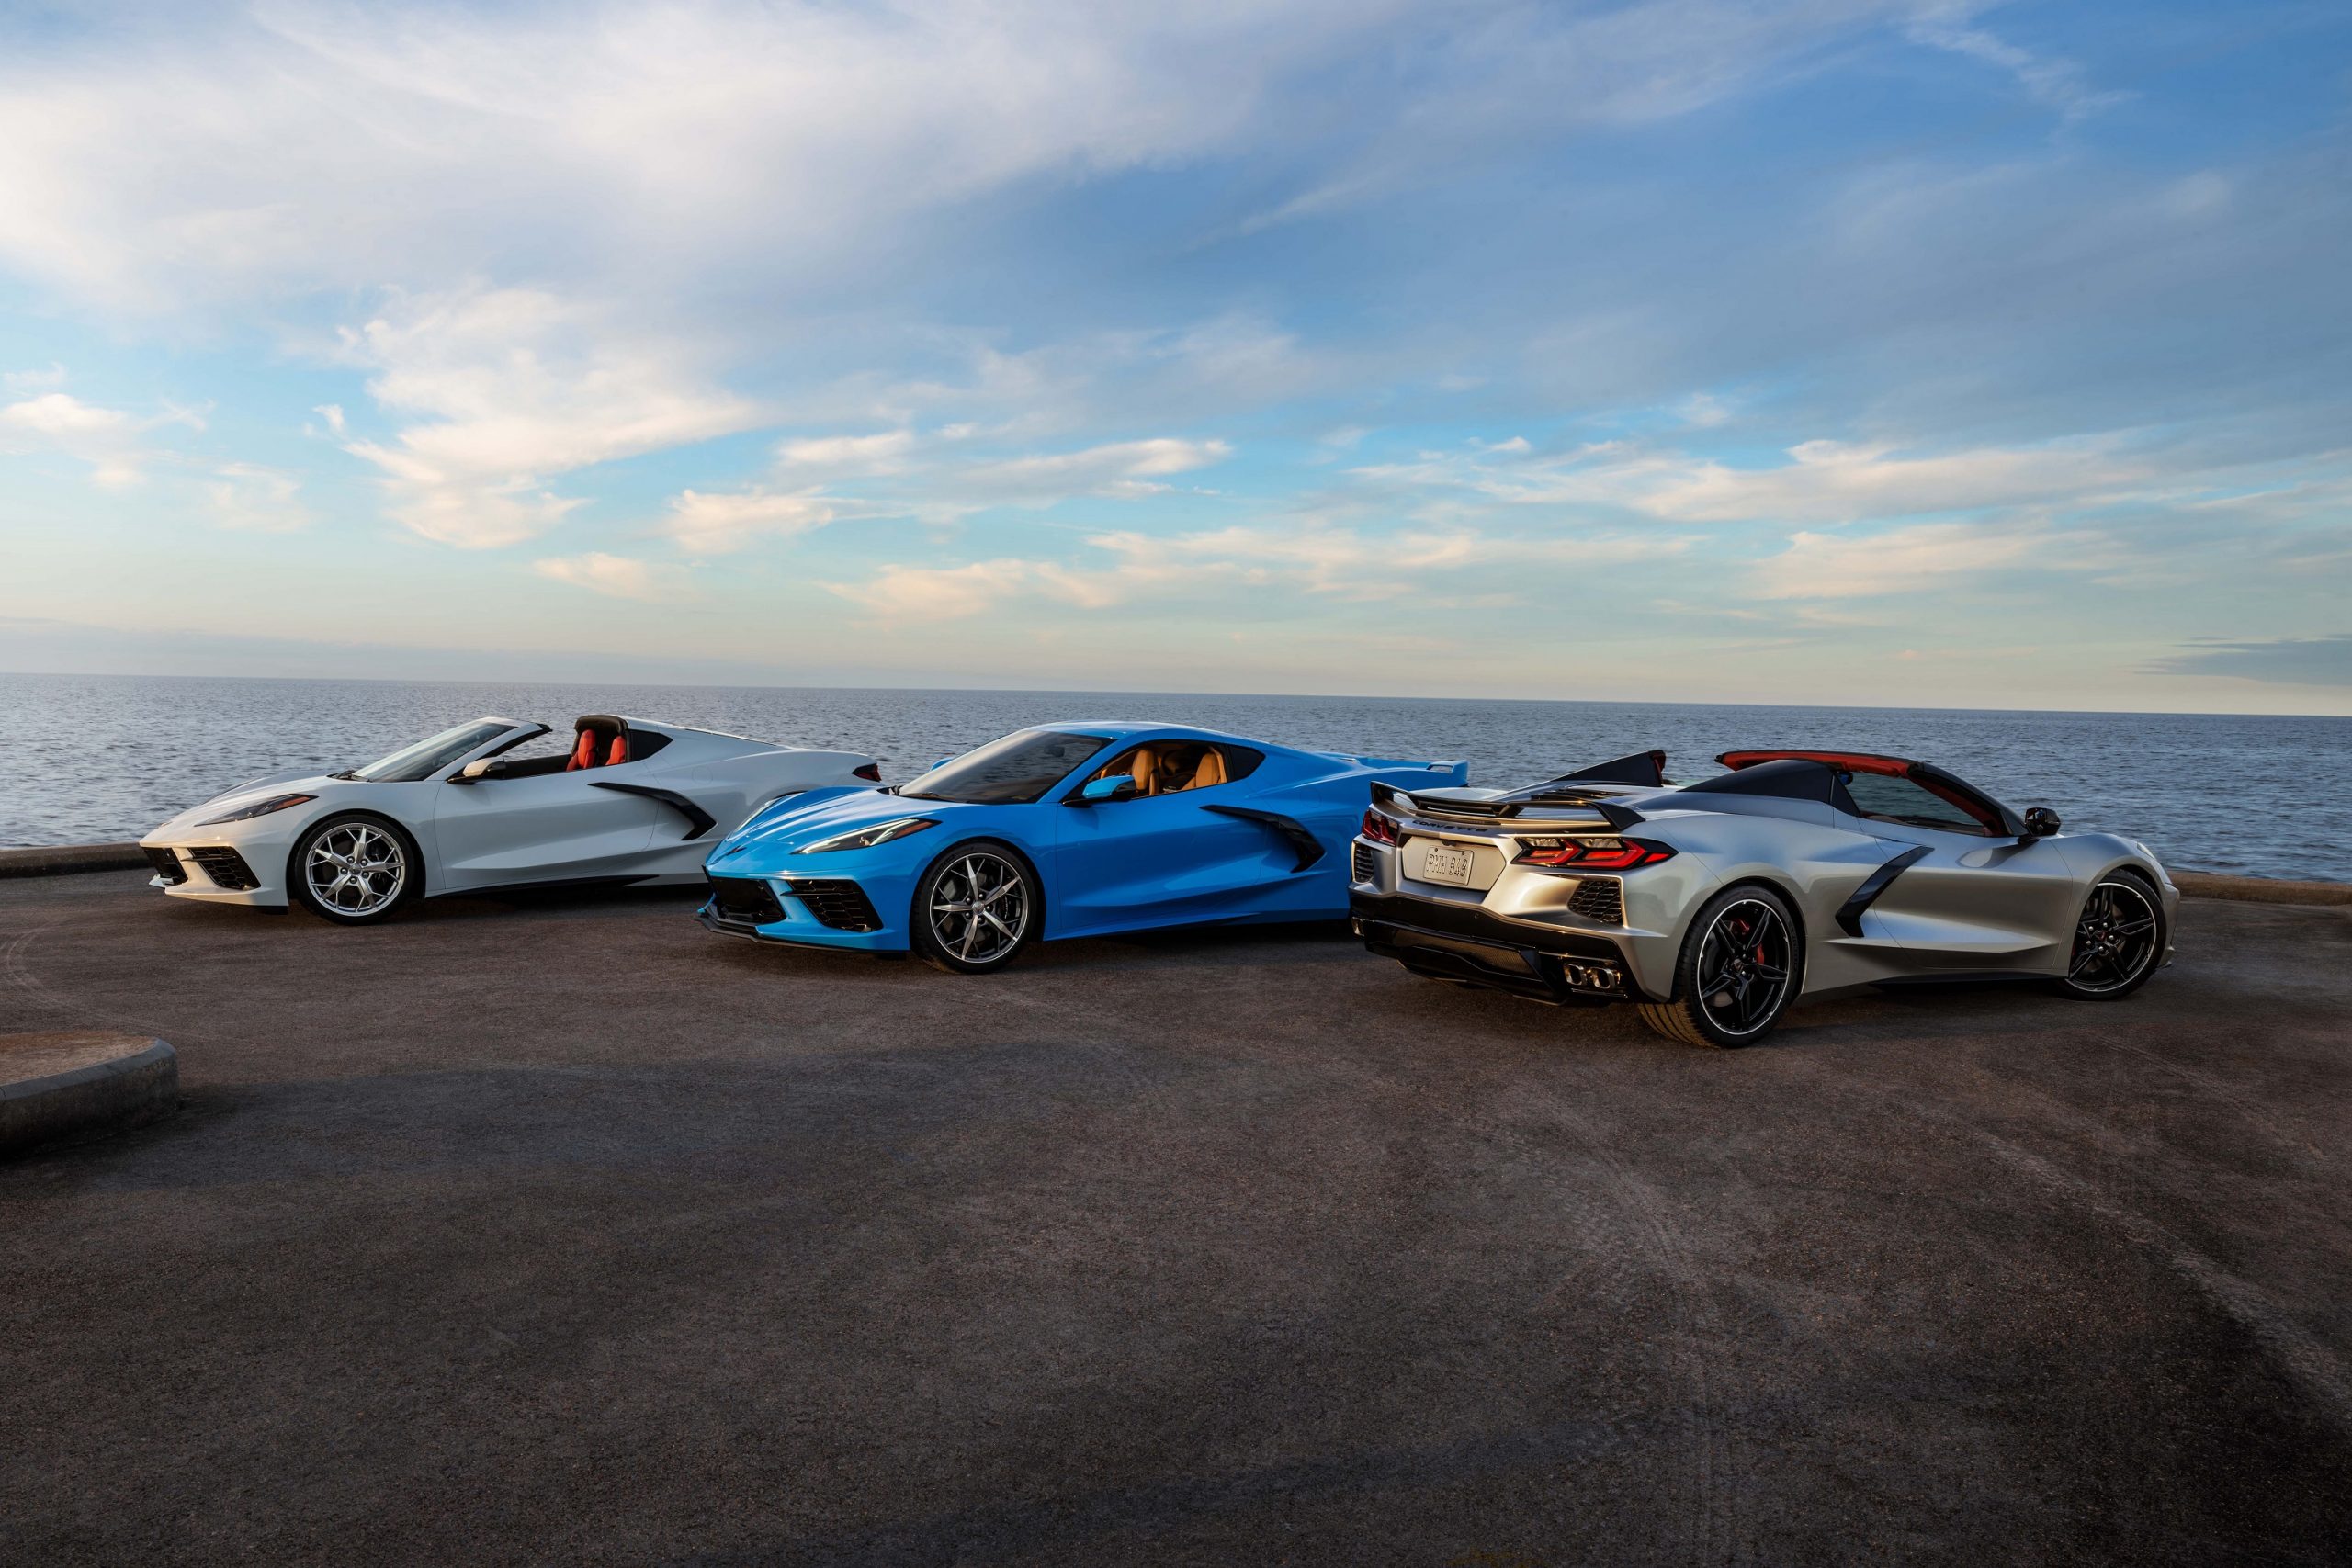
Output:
top-left (350, 719), bottom-right (515, 783)
top-left (899, 729), bottom-right (1112, 805)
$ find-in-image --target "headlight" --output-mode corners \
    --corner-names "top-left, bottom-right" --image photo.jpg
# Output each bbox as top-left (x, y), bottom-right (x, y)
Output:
top-left (797, 817), bottom-right (936, 854)
top-left (197, 793), bottom-right (315, 826)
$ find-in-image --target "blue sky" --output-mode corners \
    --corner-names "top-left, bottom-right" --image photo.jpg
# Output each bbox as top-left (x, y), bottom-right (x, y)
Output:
top-left (1, 0), bottom-right (2346, 712)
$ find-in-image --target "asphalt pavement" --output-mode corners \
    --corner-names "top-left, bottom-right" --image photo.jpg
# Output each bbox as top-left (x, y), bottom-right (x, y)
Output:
top-left (3, 871), bottom-right (2347, 1566)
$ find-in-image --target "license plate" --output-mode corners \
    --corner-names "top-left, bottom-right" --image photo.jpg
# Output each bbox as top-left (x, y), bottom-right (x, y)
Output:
top-left (1419, 842), bottom-right (1476, 886)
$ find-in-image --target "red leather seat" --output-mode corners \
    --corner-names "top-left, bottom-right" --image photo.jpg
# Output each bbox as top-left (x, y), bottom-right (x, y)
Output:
top-left (605, 734), bottom-right (628, 767)
top-left (565, 731), bottom-right (599, 771)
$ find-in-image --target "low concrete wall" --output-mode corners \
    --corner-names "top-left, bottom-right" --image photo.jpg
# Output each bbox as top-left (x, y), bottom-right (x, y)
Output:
top-left (0, 841), bottom-right (148, 877)
top-left (4, 841), bottom-right (2349, 905)
top-left (0, 1033), bottom-right (179, 1156)
top-left (2173, 872), bottom-right (2352, 908)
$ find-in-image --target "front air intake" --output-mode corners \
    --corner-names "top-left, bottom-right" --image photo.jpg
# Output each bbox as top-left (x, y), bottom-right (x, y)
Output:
top-left (144, 847), bottom-right (188, 886)
top-left (790, 879), bottom-right (882, 932)
top-left (187, 846), bottom-right (259, 891)
top-left (707, 875), bottom-right (786, 929)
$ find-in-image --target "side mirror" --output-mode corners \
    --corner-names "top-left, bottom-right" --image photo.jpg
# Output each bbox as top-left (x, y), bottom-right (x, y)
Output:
top-left (454, 758), bottom-right (510, 784)
top-left (2023, 806), bottom-right (2061, 838)
top-left (1069, 774), bottom-right (1137, 807)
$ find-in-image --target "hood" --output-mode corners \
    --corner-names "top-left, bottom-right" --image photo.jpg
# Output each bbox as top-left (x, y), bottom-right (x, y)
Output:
top-left (156, 769), bottom-right (343, 833)
top-left (707, 785), bottom-right (967, 863)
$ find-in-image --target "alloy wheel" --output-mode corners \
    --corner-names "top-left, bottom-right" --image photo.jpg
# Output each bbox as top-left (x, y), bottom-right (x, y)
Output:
top-left (1697, 897), bottom-right (1793, 1039)
top-left (2067, 879), bottom-right (2160, 995)
top-left (305, 822), bottom-right (408, 918)
top-left (927, 852), bottom-right (1031, 965)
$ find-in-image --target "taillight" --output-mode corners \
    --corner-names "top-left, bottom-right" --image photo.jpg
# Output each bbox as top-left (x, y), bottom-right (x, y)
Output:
top-left (1360, 807), bottom-right (1398, 845)
top-left (1515, 836), bottom-right (1674, 870)
top-left (854, 762), bottom-right (882, 782)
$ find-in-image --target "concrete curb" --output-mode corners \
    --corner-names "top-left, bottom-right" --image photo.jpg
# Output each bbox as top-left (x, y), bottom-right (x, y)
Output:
top-left (0, 842), bottom-right (148, 878)
top-left (1, 1034), bottom-right (180, 1156)
top-left (2173, 872), bottom-right (2352, 908)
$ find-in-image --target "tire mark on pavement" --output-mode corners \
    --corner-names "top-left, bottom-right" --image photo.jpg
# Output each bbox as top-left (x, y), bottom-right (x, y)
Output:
top-left (1230, 999), bottom-right (1758, 1568)
top-left (1792, 1047), bottom-right (2352, 1440)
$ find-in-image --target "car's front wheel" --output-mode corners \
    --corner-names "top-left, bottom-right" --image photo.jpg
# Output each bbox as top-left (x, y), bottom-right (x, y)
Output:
top-left (2053, 873), bottom-right (2165, 999)
top-left (910, 840), bottom-right (1039, 975)
top-left (1637, 885), bottom-right (1802, 1048)
top-left (288, 813), bottom-right (419, 925)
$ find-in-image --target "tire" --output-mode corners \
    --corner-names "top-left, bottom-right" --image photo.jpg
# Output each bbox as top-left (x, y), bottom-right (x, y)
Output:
top-left (1637, 885), bottom-right (1802, 1049)
top-left (910, 840), bottom-right (1040, 975)
top-left (287, 813), bottom-right (422, 926)
top-left (2052, 871), bottom-right (2166, 1000)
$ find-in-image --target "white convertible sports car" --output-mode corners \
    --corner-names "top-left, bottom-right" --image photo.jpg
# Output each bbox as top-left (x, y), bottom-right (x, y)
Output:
top-left (139, 714), bottom-right (881, 924)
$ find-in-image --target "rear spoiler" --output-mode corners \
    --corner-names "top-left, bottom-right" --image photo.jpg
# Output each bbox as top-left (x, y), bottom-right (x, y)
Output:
top-left (1545, 749), bottom-right (1668, 788)
top-left (1371, 781), bottom-right (1645, 831)
top-left (1336, 753), bottom-right (1470, 784)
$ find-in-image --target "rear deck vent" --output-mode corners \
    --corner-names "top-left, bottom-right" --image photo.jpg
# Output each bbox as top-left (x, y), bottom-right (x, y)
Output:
top-left (1566, 876), bottom-right (1623, 925)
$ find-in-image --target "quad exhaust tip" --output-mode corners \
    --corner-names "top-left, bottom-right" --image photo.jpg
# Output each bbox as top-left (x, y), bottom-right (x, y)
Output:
top-left (1561, 962), bottom-right (1623, 993)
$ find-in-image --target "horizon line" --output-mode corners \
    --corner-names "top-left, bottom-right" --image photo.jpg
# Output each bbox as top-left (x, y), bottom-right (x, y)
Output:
top-left (6, 665), bottom-right (2345, 724)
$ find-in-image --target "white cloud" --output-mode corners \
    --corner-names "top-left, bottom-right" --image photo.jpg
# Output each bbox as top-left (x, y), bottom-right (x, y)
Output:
top-left (312, 403), bottom-right (345, 435)
top-left (830, 521), bottom-right (1687, 621)
top-left (0, 3), bottom-right (1418, 315)
top-left (960, 436), bottom-right (1233, 504)
top-left (828, 559), bottom-right (1037, 622)
top-left (1905, 5), bottom-right (2126, 123)
top-left (533, 552), bottom-right (694, 602)
top-left (1675, 392), bottom-right (1732, 427)
top-left (0, 391), bottom-right (153, 488)
top-left (1350, 434), bottom-right (2148, 525)
top-left (1638, 438), bottom-right (2142, 524)
top-left (338, 286), bottom-right (763, 547)
top-left (3, 364), bottom-right (66, 393)
top-left (206, 463), bottom-right (310, 532)
top-left (1750, 519), bottom-right (2111, 599)
top-left (775, 430), bottom-right (916, 475)
top-left (662, 488), bottom-right (835, 555)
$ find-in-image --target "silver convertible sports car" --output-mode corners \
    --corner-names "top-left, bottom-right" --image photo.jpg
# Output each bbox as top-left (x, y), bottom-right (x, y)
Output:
top-left (1350, 748), bottom-right (2177, 1047)
top-left (140, 715), bottom-right (879, 924)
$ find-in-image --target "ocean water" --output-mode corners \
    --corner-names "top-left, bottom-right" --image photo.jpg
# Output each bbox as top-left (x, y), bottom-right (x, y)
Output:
top-left (3, 672), bottom-right (2346, 882)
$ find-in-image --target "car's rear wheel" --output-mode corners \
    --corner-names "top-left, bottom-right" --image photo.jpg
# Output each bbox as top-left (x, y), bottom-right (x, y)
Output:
top-left (288, 813), bottom-right (419, 925)
top-left (2053, 873), bottom-right (2165, 999)
top-left (1637, 886), bottom-right (1801, 1048)
top-left (910, 840), bottom-right (1038, 975)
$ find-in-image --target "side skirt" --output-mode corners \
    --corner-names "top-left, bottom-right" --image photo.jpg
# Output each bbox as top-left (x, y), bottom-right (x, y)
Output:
top-left (1867, 969), bottom-right (2050, 988)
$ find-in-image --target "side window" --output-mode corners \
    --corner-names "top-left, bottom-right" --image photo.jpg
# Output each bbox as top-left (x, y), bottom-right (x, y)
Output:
top-left (1089, 742), bottom-right (1253, 798)
top-left (1214, 745), bottom-right (1263, 784)
top-left (1843, 773), bottom-right (1992, 835)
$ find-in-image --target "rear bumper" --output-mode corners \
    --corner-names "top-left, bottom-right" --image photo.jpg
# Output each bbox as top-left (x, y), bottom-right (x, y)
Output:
top-left (1350, 891), bottom-right (1639, 1005)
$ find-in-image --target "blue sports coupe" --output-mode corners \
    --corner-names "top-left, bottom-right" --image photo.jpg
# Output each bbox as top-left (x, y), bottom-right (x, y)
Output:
top-left (696, 723), bottom-right (1468, 972)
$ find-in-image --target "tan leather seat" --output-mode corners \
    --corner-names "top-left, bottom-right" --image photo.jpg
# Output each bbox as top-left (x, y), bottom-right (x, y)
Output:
top-left (1189, 748), bottom-right (1227, 790)
top-left (1128, 745), bottom-right (1160, 797)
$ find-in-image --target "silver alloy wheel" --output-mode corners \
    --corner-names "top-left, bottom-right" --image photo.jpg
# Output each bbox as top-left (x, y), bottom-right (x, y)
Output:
top-left (1697, 897), bottom-right (1793, 1038)
top-left (305, 822), bottom-right (408, 918)
top-left (927, 851), bottom-right (1030, 965)
top-left (2067, 878), bottom-right (2160, 995)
